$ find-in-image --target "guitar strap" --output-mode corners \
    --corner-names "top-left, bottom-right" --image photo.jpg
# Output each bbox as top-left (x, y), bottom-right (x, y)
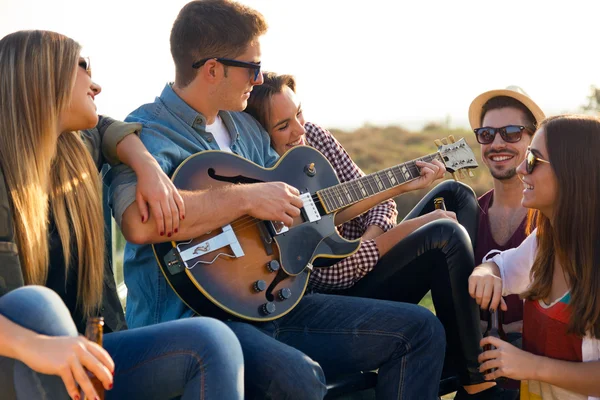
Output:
top-left (0, 166), bottom-right (25, 296)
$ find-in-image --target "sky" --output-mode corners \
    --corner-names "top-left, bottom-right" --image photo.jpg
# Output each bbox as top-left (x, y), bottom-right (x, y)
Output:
top-left (1, 0), bottom-right (598, 130)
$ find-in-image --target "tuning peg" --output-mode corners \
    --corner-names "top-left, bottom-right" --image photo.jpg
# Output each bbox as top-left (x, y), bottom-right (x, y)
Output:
top-left (452, 172), bottom-right (459, 181)
top-left (448, 135), bottom-right (456, 143)
top-left (468, 170), bottom-right (475, 178)
top-left (434, 139), bottom-right (443, 147)
top-left (441, 137), bottom-right (448, 145)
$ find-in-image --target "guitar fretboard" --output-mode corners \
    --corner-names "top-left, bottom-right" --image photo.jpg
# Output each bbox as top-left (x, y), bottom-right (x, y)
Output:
top-left (317, 152), bottom-right (444, 214)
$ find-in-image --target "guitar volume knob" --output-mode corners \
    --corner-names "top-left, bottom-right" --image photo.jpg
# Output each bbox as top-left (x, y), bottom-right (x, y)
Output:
top-left (267, 260), bottom-right (280, 273)
top-left (261, 302), bottom-right (276, 315)
top-left (278, 288), bottom-right (292, 300)
top-left (253, 280), bottom-right (267, 292)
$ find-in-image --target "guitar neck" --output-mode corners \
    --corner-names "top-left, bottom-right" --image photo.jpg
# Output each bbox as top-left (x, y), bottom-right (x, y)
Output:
top-left (317, 152), bottom-right (444, 214)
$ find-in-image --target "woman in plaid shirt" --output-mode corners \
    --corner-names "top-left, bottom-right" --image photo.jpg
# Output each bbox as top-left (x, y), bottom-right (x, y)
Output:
top-left (244, 72), bottom-right (517, 399)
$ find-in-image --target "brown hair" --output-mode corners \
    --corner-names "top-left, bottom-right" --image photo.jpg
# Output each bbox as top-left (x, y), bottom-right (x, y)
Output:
top-left (481, 96), bottom-right (537, 129)
top-left (0, 30), bottom-right (104, 317)
top-left (170, 0), bottom-right (268, 87)
top-left (244, 71), bottom-right (296, 130)
top-left (522, 114), bottom-right (600, 338)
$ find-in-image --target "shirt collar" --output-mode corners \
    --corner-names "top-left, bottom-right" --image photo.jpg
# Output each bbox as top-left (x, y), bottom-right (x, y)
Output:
top-left (159, 83), bottom-right (207, 127)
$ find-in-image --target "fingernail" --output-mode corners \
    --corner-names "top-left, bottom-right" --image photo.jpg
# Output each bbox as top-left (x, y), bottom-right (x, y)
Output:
top-left (182, 215), bottom-right (185, 220)
top-left (141, 216), bottom-right (145, 223)
top-left (109, 383), bottom-right (113, 390)
top-left (160, 231), bottom-right (164, 236)
top-left (174, 228), bottom-right (178, 233)
top-left (167, 232), bottom-right (172, 237)
top-left (74, 395), bottom-right (80, 400)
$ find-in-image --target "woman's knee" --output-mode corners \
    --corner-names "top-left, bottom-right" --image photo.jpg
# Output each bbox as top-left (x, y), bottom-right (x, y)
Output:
top-left (0, 286), bottom-right (77, 337)
top-left (177, 317), bottom-right (244, 363)
top-left (422, 219), bottom-right (471, 247)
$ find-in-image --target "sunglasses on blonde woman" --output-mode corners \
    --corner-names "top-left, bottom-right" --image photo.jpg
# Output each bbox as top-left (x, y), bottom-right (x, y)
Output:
top-left (78, 57), bottom-right (91, 77)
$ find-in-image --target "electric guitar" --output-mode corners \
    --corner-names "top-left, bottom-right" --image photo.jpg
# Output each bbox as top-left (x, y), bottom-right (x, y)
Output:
top-left (153, 137), bottom-right (478, 321)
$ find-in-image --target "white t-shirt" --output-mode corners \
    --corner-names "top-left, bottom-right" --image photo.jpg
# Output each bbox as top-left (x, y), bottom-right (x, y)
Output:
top-left (206, 115), bottom-right (232, 152)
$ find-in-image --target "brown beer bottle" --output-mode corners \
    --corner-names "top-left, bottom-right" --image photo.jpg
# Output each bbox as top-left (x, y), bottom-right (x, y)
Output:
top-left (483, 309), bottom-right (507, 376)
top-left (82, 317), bottom-right (105, 400)
top-left (433, 197), bottom-right (446, 211)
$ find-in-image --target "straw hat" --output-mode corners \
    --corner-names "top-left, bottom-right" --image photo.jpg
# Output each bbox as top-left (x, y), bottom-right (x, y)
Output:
top-left (468, 86), bottom-right (545, 129)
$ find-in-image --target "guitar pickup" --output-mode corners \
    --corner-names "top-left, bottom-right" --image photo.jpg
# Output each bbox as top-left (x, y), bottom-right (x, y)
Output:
top-left (300, 192), bottom-right (321, 222)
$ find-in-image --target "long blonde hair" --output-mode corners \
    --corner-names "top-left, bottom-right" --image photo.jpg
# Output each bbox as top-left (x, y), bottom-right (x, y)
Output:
top-left (0, 30), bottom-right (104, 317)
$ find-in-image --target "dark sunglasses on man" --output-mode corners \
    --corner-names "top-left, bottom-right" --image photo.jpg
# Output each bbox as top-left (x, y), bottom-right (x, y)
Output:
top-left (473, 125), bottom-right (534, 145)
top-left (525, 147), bottom-right (550, 174)
top-left (192, 57), bottom-right (262, 81)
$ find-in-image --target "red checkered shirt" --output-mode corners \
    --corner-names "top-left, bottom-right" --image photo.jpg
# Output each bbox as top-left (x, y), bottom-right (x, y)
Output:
top-left (304, 122), bottom-right (398, 291)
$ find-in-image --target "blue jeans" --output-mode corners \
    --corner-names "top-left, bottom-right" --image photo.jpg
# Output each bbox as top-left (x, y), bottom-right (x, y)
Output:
top-left (0, 286), bottom-right (244, 400)
top-left (226, 293), bottom-right (446, 400)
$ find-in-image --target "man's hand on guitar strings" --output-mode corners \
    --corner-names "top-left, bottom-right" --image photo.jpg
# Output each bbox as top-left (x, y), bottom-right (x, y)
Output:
top-left (242, 182), bottom-right (303, 227)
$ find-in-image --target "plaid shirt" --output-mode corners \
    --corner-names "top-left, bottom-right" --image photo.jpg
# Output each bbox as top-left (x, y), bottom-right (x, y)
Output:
top-left (305, 122), bottom-right (398, 291)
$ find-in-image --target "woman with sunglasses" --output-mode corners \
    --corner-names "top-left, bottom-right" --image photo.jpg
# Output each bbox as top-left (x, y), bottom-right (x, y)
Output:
top-left (0, 30), bottom-right (243, 400)
top-left (244, 72), bottom-right (518, 399)
top-left (470, 114), bottom-right (600, 399)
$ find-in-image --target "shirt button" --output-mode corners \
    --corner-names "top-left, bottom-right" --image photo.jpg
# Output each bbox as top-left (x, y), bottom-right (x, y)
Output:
top-left (206, 136), bottom-right (213, 143)
top-left (195, 117), bottom-right (203, 125)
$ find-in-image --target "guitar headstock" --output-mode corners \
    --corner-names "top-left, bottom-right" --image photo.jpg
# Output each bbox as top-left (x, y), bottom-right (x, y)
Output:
top-left (434, 136), bottom-right (478, 179)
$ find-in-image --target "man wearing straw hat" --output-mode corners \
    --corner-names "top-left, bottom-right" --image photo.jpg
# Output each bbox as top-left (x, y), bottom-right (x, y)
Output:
top-left (468, 85), bottom-right (545, 364)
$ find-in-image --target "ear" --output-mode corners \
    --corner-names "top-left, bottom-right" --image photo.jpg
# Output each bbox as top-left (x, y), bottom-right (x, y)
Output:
top-left (201, 59), bottom-right (220, 83)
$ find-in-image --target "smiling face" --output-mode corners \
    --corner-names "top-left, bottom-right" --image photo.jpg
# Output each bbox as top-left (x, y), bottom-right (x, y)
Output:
top-left (516, 127), bottom-right (557, 218)
top-left (267, 86), bottom-right (307, 156)
top-left (58, 57), bottom-right (101, 133)
top-left (480, 107), bottom-right (533, 181)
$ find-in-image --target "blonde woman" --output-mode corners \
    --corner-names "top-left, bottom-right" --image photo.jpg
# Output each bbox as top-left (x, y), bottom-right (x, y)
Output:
top-left (0, 30), bottom-right (243, 400)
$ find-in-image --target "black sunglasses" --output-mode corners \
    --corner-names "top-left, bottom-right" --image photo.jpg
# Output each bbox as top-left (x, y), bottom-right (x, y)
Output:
top-left (525, 147), bottom-right (550, 174)
top-left (78, 57), bottom-right (91, 77)
top-left (191, 57), bottom-right (261, 81)
top-left (473, 125), bottom-right (533, 145)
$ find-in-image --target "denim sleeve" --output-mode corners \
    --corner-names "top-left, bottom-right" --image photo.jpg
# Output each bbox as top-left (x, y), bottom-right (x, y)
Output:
top-left (106, 124), bottom-right (176, 227)
top-left (255, 123), bottom-right (278, 168)
top-left (263, 139), bottom-right (279, 168)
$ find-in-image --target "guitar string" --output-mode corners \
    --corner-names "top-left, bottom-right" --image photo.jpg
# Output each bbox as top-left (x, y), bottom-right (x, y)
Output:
top-left (222, 158), bottom-right (432, 233)
top-left (184, 149), bottom-right (454, 235)
top-left (176, 151), bottom-right (471, 261)
top-left (186, 152), bottom-right (451, 238)
top-left (225, 164), bottom-right (422, 234)
top-left (213, 155), bottom-right (446, 235)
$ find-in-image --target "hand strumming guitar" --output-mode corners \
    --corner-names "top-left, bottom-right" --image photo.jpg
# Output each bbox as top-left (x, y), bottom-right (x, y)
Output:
top-left (241, 181), bottom-right (304, 227)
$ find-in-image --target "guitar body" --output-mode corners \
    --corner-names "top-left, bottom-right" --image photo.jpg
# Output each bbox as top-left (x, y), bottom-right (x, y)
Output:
top-left (153, 146), bottom-right (360, 322)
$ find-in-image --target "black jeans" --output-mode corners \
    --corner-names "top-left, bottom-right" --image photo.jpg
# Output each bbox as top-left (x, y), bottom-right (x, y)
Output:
top-left (339, 180), bottom-right (484, 386)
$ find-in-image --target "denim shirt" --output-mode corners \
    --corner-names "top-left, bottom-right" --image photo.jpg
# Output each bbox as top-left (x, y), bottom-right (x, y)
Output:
top-left (107, 83), bottom-right (279, 328)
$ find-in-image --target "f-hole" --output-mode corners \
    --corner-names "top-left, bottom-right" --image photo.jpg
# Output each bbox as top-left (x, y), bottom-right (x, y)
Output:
top-left (208, 168), bottom-right (264, 184)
